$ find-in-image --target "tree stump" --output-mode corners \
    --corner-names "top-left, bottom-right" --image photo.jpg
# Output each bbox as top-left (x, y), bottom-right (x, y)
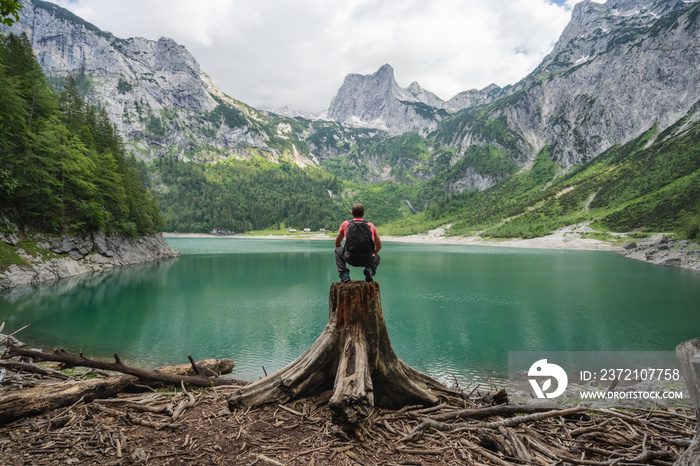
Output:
top-left (227, 281), bottom-right (462, 426)
top-left (675, 338), bottom-right (700, 466)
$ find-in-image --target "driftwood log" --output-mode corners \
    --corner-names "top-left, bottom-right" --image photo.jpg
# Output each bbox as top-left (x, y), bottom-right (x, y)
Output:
top-left (0, 353), bottom-right (240, 425)
top-left (151, 357), bottom-right (236, 378)
top-left (0, 375), bottom-right (136, 425)
top-left (675, 337), bottom-right (700, 466)
top-left (8, 346), bottom-right (242, 387)
top-left (228, 281), bottom-right (463, 426)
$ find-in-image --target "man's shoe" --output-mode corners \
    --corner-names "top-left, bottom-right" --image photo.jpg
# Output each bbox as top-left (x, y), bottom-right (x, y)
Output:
top-left (340, 271), bottom-right (350, 283)
top-left (364, 267), bottom-right (373, 282)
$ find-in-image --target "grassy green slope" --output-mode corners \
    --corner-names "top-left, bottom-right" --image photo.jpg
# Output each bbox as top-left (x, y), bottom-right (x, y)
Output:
top-left (381, 109), bottom-right (700, 239)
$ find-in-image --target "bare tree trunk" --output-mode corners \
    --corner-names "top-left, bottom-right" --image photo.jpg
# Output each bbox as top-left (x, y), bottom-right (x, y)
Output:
top-left (675, 337), bottom-right (700, 466)
top-left (228, 281), bottom-right (463, 427)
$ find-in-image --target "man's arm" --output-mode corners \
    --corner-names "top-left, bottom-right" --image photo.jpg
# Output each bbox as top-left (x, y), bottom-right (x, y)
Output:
top-left (335, 229), bottom-right (344, 247)
top-left (374, 234), bottom-right (382, 253)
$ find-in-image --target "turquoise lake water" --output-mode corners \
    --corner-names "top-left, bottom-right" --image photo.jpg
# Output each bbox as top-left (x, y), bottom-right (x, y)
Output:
top-left (1, 238), bottom-right (698, 385)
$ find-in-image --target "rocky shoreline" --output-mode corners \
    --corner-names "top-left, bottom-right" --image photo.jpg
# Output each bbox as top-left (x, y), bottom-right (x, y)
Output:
top-left (0, 231), bottom-right (181, 291)
top-left (619, 238), bottom-right (700, 271)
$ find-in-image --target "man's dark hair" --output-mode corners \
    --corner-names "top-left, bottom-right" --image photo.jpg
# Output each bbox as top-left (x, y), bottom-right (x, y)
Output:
top-left (351, 203), bottom-right (365, 218)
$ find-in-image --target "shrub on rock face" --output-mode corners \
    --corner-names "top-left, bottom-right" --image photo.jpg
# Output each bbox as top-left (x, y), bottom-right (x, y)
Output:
top-left (678, 210), bottom-right (700, 240)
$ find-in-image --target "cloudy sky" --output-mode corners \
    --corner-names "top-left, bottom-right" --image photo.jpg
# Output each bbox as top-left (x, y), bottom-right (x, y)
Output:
top-left (47, 0), bottom-right (597, 113)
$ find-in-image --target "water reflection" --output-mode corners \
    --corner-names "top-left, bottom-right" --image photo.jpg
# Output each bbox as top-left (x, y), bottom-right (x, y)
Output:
top-left (0, 258), bottom-right (178, 353)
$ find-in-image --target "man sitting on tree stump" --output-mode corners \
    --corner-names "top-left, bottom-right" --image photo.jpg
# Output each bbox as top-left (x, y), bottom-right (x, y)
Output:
top-left (335, 203), bottom-right (382, 283)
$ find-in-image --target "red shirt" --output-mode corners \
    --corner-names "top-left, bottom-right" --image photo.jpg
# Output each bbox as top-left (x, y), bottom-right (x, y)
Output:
top-left (338, 218), bottom-right (379, 242)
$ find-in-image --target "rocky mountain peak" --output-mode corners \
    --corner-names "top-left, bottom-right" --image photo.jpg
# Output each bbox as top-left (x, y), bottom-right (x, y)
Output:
top-left (327, 64), bottom-right (447, 134)
top-left (375, 63), bottom-right (395, 79)
top-left (403, 81), bottom-right (444, 108)
top-left (406, 81), bottom-right (422, 93)
top-left (334, 64), bottom-right (397, 100)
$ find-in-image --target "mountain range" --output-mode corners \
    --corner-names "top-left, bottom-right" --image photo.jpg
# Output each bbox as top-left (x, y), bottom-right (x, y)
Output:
top-left (327, 0), bottom-right (700, 167)
top-left (1, 0), bottom-right (699, 238)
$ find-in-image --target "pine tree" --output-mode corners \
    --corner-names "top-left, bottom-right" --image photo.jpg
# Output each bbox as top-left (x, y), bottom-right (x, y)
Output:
top-left (58, 75), bottom-right (84, 133)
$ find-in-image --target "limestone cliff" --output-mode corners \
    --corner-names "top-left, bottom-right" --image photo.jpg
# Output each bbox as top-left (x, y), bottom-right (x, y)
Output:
top-left (1, 0), bottom-right (313, 165)
top-left (444, 84), bottom-right (507, 113)
top-left (441, 0), bottom-right (700, 169)
top-left (487, 0), bottom-right (700, 167)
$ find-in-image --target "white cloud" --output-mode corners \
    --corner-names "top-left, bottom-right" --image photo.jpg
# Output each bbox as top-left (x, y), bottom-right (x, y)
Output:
top-left (47, 0), bottom-right (591, 112)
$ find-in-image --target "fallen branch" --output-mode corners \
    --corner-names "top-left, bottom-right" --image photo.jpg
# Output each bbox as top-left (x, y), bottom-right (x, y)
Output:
top-left (413, 406), bottom-right (586, 434)
top-left (0, 360), bottom-right (71, 380)
top-left (187, 354), bottom-right (201, 376)
top-left (158, 358), bottom-right (236, 377)
top-left (428, 403), bottom-right (562, 422)
top-left (9, 346), bottom-right (245, 388)
top-left (0, 322), bottom-right (30, 346)
top-left (467, 406), bottom-right (587, 430)
top-left (252, 453), bottom-right (285, 465)
top-left (460, 438), bottom-right (517, 466)
top-left (499, 426), bottom-right (533, 464)
top-left (91, 402), bottom-right (183, 430)
top-left (172, 381), bottom-right (196, 421)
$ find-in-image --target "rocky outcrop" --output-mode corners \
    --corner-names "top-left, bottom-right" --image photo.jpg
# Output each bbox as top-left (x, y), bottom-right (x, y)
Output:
top-left (445, 167), bottom-right (502, 192)
top-left (0, 231), bottom-right (181, 291)
top-left (327, 64), bottom-right (448, 135)
top-left (619, 239), bottom-right (700, 271)
top-left (444, 83), bottom-right (508, 112)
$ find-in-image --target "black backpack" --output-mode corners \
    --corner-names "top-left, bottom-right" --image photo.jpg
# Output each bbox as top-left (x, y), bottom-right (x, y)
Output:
top-left (344, 219), bottom-right (375, 265)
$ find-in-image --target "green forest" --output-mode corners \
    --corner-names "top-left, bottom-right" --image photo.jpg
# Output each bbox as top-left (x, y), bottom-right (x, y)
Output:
top-left (0, 33), bottom-right (163, 236)
top-left (153, 156), bottom-right (347, 233)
